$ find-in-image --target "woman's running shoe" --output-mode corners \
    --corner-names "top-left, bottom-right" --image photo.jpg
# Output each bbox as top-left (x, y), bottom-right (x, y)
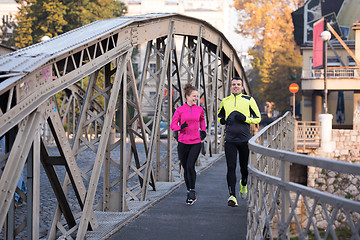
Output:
top-left (186, 190), bottom-right (197, 205)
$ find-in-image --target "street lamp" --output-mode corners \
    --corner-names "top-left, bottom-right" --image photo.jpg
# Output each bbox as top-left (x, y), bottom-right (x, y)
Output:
top-left (321, 30), bottom-right (331, 113)
top-left (41, 35), bottom-right (50, 42)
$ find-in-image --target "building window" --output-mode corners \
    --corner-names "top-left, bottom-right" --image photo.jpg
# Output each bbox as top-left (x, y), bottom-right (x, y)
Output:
top-left (165, 0), bottom-right (179, 5)
top-left (311, 57), bottom-right (341, 68)
top-left (327, 57), bottom-right (341, 67)
top-left (149, 63), bottom-right (156, 73)
top-left (348, 57), bottom-right (355, 67)
top-left (127, 0), bottom-right (141, 4)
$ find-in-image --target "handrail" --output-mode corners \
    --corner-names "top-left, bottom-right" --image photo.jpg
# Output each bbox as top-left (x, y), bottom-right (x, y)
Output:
top-left (247, 111), bottom-right (360, 239)
top-left (295, 120), bottom-right (320, 153)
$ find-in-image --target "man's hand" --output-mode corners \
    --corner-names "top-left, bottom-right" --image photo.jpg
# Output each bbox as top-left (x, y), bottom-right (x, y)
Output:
top-left (200, 130), bottom-right (206, 140)
top-left (234, 112), bottom-right (246, 122)
top-left (219, 118), bottom-right (226, 125)
top-left (181, 121), bottom-right (188, 129)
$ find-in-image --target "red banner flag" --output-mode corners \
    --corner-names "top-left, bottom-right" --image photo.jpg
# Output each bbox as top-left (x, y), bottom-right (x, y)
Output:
top-left (313, 18), bottom-right (324, 69)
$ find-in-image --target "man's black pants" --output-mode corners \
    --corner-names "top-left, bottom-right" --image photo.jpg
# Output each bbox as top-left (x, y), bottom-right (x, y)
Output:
top-left (224, 141), bottom-right (249, 196)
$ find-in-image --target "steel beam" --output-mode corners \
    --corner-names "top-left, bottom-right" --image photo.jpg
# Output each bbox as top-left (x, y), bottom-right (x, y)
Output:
top-left (77, 52), bottom-right (130, 239)
top-left (0, 111), bottom-right (42, 230)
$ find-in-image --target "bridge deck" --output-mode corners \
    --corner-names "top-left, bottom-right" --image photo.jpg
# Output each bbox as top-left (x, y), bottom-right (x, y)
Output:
top-left (104, 155), bottom-right (247, 240)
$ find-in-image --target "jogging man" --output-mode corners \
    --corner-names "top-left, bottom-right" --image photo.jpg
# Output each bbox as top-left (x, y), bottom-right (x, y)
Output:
top-left (218, 77), bottom-right (261, 207)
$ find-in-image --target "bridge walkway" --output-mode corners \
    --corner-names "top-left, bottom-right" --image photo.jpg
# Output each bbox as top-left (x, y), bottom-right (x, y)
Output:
top-left (107, 155), bottom-right (247, 240)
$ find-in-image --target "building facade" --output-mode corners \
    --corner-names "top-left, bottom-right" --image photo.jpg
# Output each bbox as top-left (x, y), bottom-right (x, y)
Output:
top-left (0, 0), bottom-right (18, 24)
top-left (0, 0), bottom-right (19, 43)
top-left (122, 0), bottom-right (231, 39)
top-left (293, 0), bottom-right (360, 129)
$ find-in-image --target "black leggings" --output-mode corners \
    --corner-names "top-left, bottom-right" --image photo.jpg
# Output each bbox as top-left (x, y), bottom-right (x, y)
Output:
top-left (178, 142), bottom-right (201, 191)
top-left (225, 142), bottom-right (249, 196)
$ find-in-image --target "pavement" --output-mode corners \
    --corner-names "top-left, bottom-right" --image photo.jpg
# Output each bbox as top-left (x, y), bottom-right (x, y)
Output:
top-left (6, 144), bottom-right (247, 240)
top-left (98, 153), bottom-right (248, 240)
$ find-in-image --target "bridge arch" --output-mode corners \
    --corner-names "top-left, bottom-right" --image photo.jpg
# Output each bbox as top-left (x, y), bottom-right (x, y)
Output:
top-left (0, 13), bottom-right (249, 238)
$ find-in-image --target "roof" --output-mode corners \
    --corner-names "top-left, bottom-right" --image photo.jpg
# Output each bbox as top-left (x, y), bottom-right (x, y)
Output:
top-left (0, 43), bottom-right (16, 52)
top-left (0, 14), bottom-right (170, 73)
top-left (291, 0), bottom-right (360, 45)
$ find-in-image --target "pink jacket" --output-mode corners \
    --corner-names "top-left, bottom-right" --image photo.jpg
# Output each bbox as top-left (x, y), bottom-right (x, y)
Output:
top-left (171, 103), bottom-right (206, 144)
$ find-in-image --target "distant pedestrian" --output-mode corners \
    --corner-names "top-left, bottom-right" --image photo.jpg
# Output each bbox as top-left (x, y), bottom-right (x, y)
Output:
top-left (171, 83), bottom-right (206, 205)
top-left (1, 136), bottom-right (27, 206)
top-left (218, 77), bottom-right (261, 207)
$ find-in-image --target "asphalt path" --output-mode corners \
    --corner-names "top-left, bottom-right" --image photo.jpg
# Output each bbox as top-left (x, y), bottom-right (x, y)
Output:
top-left (108, 156), bottom-right (247, 240)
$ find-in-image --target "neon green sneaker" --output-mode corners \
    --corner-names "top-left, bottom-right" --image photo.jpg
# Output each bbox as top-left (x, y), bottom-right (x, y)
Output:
top-left (227, 195), bottom-right (238, 207)
top-left (240, 181), bottom-right (248, 199)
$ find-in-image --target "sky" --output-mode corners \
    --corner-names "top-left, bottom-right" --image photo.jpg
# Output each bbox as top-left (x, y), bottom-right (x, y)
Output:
top-left (180, 0), bottom-right (255, 52)
top-left (228, 6), bottom-right (255, 52)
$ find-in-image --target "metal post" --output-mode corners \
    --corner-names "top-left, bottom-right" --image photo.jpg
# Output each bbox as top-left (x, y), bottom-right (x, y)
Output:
top-left (324, 39), bottom-right (328, 113)
top-left (293, 92), bottom-right (295, 118)
top-left (321, 27), bottom-right (331, 114)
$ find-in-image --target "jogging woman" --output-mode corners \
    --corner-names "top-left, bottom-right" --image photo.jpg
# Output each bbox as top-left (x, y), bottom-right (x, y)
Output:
top-left (170, 83), bottom-right (206, 205)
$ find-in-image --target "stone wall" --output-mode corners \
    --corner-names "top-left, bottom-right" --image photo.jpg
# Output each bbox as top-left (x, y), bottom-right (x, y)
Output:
top-left (321, 129), bottom-right (360, 163)
top-left (304, 129), bottom-right (360, 232)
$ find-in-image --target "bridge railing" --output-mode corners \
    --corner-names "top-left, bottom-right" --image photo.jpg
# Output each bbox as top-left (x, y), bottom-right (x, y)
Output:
top-left (295, 120), bottom-right (320, 153)
top-left (247, 111), bottom-right (360, 239)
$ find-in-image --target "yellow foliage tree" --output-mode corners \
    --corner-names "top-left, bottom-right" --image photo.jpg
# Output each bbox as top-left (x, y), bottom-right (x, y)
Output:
top-left (234, 0), bottom-right (305, 114)
top-left (15, 0), bottom-right (127, 49)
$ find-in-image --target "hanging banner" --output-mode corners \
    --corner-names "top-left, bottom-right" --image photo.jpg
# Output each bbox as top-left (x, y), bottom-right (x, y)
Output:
top-left (313, 18), bottom-right (324, 69)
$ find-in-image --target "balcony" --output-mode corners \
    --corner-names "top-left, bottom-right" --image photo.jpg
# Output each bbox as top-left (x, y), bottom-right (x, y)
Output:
top-left (301, 67), bottom-right (360, 90)
top-left (302, 67), bottom-right (360, 79)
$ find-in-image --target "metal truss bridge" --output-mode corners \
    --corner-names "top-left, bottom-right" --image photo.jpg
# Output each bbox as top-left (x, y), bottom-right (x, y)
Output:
top-left (0, 13), bottom-right (248, 239)
top-left (1, 13), bottom-right (360, 240)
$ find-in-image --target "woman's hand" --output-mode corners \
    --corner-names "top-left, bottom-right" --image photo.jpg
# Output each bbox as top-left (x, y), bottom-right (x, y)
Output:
top-left (181, 121), bottom-right (188, 129)
top-left (200, 130), bottom-right (206, 140)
